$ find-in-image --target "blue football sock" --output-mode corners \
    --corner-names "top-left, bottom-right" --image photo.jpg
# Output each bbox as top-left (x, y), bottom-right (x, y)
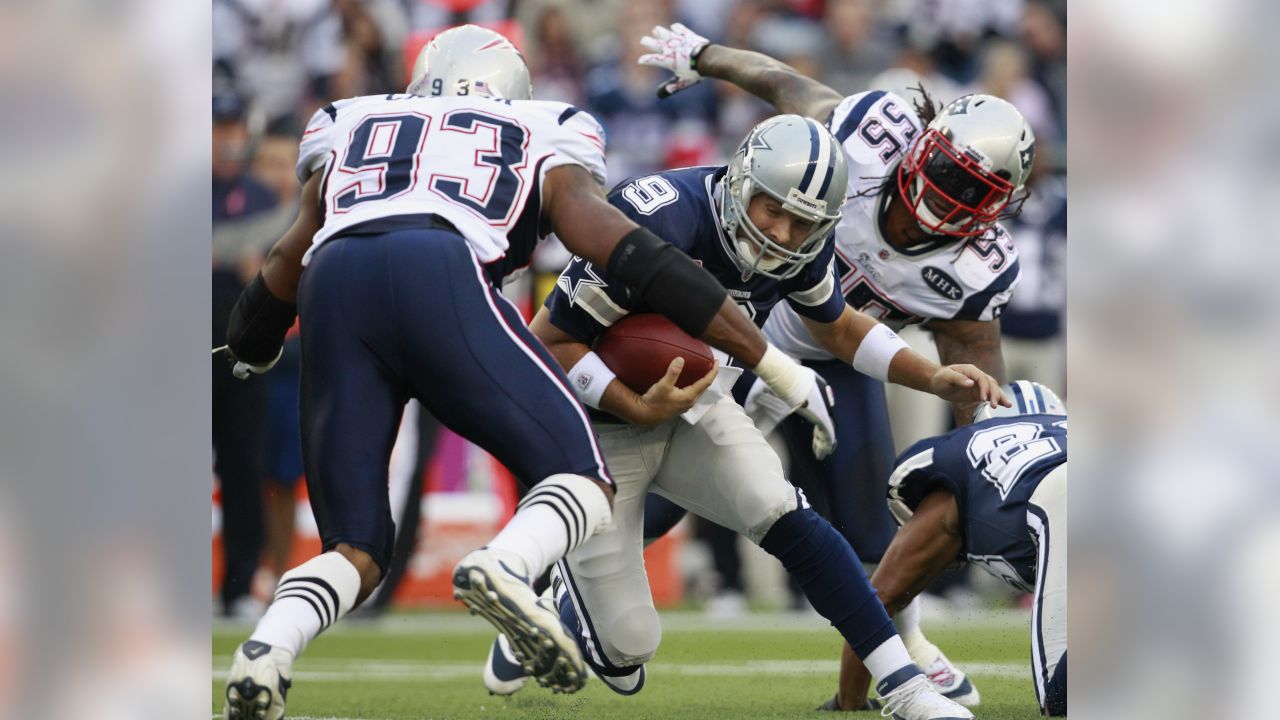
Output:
top-left (759, 508), bottom-right (898, 659)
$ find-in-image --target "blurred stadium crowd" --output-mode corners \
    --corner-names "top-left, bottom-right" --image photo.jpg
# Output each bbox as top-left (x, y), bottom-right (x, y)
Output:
top-left (212, 0), bottom-right (1067, 617)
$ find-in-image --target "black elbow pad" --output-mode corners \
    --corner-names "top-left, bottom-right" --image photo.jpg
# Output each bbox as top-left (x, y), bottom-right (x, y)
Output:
top-left (226, 273), bottom-right (298, 364)
top-left (606, 228), bottom-right (727, 337)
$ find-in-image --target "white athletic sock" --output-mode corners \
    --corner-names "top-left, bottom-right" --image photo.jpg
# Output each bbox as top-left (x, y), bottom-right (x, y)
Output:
top-left (894, 597), bottom-right (944, 665)
top-left (863, 635), bottom-right (917, 686)
top-left (249, 552), bottom-right (361, 658)
top-left (488, 474), bottom-right (611, 579)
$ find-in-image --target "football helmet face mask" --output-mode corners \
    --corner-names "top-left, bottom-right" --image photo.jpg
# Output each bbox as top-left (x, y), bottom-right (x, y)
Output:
top-left (897, 94), bottom-right (1035, 238)
top-left (719, 115), bottom-right (849, 280)
top-left (973, 380), bottom-right (1066, 422)
top-left (406, 25), bottom-right (532, 101)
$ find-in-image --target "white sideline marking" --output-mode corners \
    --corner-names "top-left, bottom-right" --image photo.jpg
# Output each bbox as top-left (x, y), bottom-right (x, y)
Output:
top-left (214, 608), bottom-right (1029, 635)
top-left (212, 658), bottom-right (1026, 682)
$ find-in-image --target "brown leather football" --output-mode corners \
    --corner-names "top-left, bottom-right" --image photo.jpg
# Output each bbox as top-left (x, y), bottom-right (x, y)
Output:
top-left (593, 314), bottom-right (716, 393)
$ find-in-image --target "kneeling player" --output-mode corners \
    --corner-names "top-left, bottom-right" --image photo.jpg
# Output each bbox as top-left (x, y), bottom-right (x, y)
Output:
top-left (823, 381), bottom-right (1067, 716)
top-left (485, 114), bottom-right (1008, 719)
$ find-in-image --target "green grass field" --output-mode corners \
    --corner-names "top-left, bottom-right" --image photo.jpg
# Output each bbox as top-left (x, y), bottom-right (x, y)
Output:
top-left (213, 609), bottom-right (1043, 719)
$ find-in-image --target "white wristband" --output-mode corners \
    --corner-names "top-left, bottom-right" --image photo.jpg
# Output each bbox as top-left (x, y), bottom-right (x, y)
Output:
top-left (752, 344), bottom-right (806, 408)
top-left (851, 324), bottom-right (909, 382)
top-left (566, 351), bottom-right (617, 409)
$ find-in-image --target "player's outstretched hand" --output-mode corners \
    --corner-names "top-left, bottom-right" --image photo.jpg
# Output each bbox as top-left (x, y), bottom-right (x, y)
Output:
top-left (636, 357), bottom-right (719, 426)
top-left (929, 364), bottom-right (1011, 409)
top-left (638, 23), bottom-right (710, 98)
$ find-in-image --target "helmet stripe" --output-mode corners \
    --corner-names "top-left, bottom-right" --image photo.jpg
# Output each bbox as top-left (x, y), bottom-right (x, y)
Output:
top-left (1010, 381), bottom-right (1028, 413)
top-left (816, 122), bottom-right (839, 199)
top-left (798, 119), bottom-right (821, 196)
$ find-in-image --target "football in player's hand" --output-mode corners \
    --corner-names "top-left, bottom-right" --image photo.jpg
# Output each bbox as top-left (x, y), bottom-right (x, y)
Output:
top-left (594, 314), bottom-right (715, 393)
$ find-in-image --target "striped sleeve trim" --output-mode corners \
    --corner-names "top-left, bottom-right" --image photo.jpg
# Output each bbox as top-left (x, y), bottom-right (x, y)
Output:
top-left (788, 265), bottom-right (836, 307)
top-left (573, 283), bottom-right (629, 327)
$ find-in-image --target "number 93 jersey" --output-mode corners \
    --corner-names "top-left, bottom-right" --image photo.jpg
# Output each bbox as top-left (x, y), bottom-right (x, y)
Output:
top-left (763, 90), bottom-right (1023, 360)
top-left (295, 94), bottom-right (607, 272)
top-left (886, 414), bottom-right (1067, 593)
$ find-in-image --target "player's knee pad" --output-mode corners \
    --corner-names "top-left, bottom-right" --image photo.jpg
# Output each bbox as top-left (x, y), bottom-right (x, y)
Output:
top-left (741, 485), bottom-right (803, 545)
top-left (601, 602), bottom-right (662, 667)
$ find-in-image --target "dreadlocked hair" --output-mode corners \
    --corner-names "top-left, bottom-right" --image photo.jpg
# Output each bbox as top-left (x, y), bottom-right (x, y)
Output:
top-left (909, 82), bottom-right (940, 125)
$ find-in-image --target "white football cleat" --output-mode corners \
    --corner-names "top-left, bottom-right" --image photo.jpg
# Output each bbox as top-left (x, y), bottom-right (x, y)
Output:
top-left (223, 641), bottom-right (293, 720)
top-left (483, 633), bottom-right (530, 695)
top-left (453, 549), bottom-right (587, 693)
top-left (878, 673), bottom-right (974, 720)
top-left (918, 649), bottom-right (980, 707)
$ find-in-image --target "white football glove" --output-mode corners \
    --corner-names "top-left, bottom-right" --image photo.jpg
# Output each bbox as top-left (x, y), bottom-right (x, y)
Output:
top-left (638, 23), bottom-right (711, 98)
top-left (796, 371), bottom-right (838, 460)
top-left (743, 372), bottom-right (838, 459)
top-left (743, 375), bottom-right (794, 437)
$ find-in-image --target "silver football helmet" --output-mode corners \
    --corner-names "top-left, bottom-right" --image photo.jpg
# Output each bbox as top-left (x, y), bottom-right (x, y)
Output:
top-left (897, 94), bottom-right (1035, 237)
top-left (406, 25), bottom-right (532, 101)
top-left (720, 115), bottom-right (849, 280)
top-left (973, 380), bottom-right (1066, 422)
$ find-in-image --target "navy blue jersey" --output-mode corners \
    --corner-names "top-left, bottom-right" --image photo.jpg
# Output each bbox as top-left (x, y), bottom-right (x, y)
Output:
top-left (545, 165), bottom-right (844, 348)
top-left (887, 414), bottom-right (1068, 592)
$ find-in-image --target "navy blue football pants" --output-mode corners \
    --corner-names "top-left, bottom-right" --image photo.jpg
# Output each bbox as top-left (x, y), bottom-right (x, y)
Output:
top-left (297, 228), bottom-right (610, 573)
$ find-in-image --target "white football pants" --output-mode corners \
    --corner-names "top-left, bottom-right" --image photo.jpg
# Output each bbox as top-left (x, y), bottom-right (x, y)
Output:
top-left (558, 397), bottom-right (803, 671)
top-left (1027, 462), bottom-right (1067, 712)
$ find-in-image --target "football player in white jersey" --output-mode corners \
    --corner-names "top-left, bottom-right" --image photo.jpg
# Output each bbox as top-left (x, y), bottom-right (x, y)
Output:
top-left (218, 25), bottom-right (867, 719)
top-left (638, 24), bottom-right (1037, 709)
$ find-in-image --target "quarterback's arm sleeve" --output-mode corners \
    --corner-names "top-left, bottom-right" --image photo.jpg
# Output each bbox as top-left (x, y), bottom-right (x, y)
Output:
top-left (543, 254), bottom-right (633, 345)
top-left (785, 256), bottom-right (844, 322)
top-left (541, 105), bottom-right (608, 187)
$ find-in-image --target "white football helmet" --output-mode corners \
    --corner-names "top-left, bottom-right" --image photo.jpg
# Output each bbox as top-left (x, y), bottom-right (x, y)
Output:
top-left (897, 94), bottom-right (1035, 237)
top-left (720, 114), bottom-right (848, 280)
top-left (406, 25), bottom-right (532, 101)
top-left (973, 380), bottom-right (1066, 422)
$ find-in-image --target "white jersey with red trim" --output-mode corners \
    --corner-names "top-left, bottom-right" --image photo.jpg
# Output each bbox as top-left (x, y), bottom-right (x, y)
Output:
top-left (763, 90), bottom-right (1023, 360)
top-left (295, 93), bottom-right (607, 271)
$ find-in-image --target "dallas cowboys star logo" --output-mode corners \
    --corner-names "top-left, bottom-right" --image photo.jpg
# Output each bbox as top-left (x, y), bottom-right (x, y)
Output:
top-left (556, 258), bottom-right (611, 304)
